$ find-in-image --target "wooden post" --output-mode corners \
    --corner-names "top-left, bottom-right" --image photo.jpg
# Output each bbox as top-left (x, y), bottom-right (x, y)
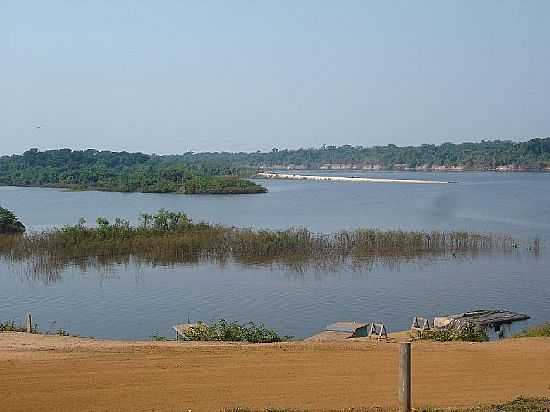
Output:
top-left (399, 342), bottom-right (411, 412)
top-left (25, 312), bottom-right (32, 333)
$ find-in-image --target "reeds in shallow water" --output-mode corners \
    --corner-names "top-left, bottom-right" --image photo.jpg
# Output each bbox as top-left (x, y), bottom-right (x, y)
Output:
top-left (0, 210), bottom-right (520, 281)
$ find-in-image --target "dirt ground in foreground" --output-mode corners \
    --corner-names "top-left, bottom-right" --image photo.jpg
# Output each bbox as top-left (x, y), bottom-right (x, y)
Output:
top-left (1, 333), bottom-right (550, 412)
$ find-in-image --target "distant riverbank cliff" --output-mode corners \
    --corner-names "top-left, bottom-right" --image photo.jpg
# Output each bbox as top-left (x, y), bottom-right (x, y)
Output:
top-left (266, 162), bottom-right (550, 172)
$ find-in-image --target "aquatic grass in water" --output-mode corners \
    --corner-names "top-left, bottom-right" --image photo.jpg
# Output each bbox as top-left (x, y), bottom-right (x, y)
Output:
top-left (0, 209), bottom-right (519, 279)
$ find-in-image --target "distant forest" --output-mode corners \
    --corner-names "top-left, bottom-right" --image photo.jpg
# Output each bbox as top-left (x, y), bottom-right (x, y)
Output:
top-left (0, 138), bottom-right (548, 193)
top-left (176, 138), bottom-right (550, 170)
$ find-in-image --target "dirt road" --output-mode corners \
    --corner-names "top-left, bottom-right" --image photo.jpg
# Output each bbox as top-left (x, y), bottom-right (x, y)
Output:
top-left (1, 333), bottom-right (549, 411)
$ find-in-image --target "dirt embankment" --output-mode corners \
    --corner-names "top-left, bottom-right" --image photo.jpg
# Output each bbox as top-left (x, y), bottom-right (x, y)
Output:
top-left (1, 332), bottom-right (550, 411)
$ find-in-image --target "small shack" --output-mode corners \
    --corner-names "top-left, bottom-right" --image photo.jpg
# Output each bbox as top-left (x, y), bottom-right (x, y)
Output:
top-left (434, 309), bottom-right (529, 340)
top-left (325, 321), bottom-right (370, 338)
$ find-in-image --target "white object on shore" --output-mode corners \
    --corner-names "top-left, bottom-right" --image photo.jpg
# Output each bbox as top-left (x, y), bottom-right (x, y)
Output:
top-left (257, 172), bottom-right (452, 185)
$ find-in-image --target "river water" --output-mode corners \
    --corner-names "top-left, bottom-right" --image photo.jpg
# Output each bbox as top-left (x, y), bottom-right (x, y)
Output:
top-left (1, 171), bottom-right (549, 339)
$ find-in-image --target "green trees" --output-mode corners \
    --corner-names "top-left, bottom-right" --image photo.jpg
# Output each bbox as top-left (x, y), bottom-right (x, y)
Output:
top-left (0, 206), bottom-right (25, 233)
top-left (146, 138), bottom-right (550, 169)
top-left (0, 207), bottom-right (17, 225)
top-left (143, 209), bottom-right (190, 231)
top-left (0, 149), bottom-right (266, 194)
top-left (183, 176), bottom-right (267, 194)
top-left (1, 138), bottom-right (549, 194)
top-left (419, 322), bottom-right (489, 342)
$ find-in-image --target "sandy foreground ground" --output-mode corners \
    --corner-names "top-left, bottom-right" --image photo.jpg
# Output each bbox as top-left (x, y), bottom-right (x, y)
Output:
top-left (1, 333), bottom-right (550, 412)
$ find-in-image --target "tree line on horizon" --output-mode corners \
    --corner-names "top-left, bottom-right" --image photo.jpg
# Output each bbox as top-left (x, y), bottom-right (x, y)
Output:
top-left (176, 137), bottom-right (550, 169)
top-left (0, 138), bottom-right (548, 193)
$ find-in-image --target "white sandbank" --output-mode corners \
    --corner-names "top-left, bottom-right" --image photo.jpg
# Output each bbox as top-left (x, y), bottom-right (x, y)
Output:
top-left (256, 172), bottom-right (453, 185)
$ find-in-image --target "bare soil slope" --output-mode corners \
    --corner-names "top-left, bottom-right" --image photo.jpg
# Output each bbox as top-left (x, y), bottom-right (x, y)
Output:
top-left (1, 333), bottom-right (549, 411)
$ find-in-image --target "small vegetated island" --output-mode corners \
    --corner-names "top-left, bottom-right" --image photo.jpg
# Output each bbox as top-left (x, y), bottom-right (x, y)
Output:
top-left (0, 148), bottom-right (266, 194)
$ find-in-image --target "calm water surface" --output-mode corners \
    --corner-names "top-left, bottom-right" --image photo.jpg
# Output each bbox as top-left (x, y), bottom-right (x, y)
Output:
top-left (1, 171), bottom-right (549, 339)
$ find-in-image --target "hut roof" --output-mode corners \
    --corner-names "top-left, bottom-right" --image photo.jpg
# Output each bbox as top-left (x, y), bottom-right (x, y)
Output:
top-left (326, 321), bottom-right (369, 333)
top-left (447, 310), bottom-right (529, 326)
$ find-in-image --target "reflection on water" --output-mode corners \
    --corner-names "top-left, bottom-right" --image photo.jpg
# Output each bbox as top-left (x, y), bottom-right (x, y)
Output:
top-left (0, 252), bottom-right (548, 340)
top-left (1, 247), bottom-right (526, 286)
top-left (5, 247), bottom-right (540, 287)
top-left (0, 172), bottom-right (549, 339)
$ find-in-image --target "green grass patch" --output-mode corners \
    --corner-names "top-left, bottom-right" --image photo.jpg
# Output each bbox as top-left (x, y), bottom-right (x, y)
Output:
top-left (150, 335), bottom-right (171, 342)
top-left (514, 323), bottom-right (550, 338)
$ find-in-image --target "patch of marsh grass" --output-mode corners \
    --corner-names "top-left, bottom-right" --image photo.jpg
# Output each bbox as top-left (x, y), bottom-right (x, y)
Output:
top-left (0, 210), bottom-right (519, 280)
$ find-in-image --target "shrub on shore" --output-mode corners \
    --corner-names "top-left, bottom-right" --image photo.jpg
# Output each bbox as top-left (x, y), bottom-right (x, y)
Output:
top-left (0, 320), bottom-right (39, 333)
top-left (417, 321), bottom-right (489, 342)
top-left (177, 320), bottom-right (291, 343)
top-left (0, 320), bottom-right (25, 332)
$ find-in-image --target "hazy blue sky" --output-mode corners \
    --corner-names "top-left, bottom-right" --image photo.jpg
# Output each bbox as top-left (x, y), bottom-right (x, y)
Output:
top-left (1, 1), bottom-right (549, 155)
